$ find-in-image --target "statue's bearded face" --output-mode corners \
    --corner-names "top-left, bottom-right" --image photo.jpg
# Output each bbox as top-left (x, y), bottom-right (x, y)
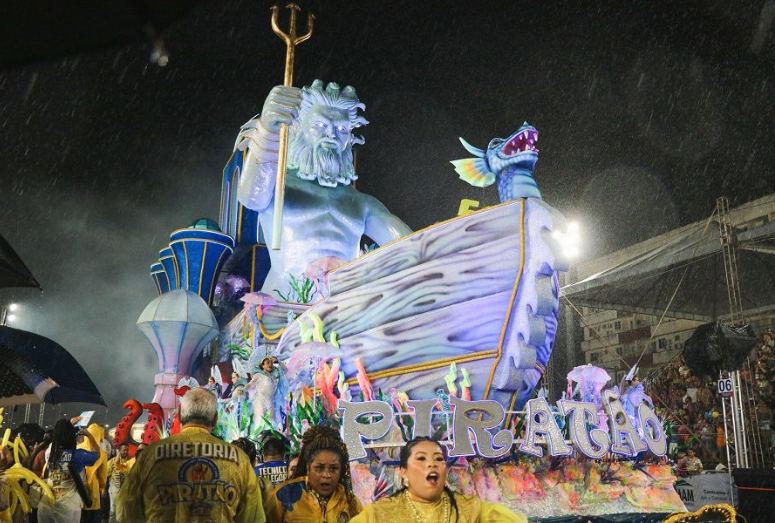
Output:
top-left (288, 105), bottom-right (357, 187)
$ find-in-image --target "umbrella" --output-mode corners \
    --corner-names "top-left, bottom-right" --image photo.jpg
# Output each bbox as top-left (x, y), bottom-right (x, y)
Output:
top-left (0, 233), bottom-right (40, 289)
top-left (0, 326), bottom-right (105, 406)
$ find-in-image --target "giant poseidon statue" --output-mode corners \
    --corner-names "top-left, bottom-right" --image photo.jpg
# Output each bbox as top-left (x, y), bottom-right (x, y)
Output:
top-left (235, 80), bottom-right (411, 299)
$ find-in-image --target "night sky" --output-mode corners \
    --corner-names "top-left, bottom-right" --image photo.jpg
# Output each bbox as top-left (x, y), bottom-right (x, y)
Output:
top-left (1, 0), bottom-right (773, 423)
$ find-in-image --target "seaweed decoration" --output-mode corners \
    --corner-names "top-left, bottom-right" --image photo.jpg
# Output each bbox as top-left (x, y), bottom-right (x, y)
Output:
top-left (275, 273), bottom-right (316, 303)
top-left (228, 342), bottom-right (252, 361)
top-left (285, 390), bottom-right (338, 453)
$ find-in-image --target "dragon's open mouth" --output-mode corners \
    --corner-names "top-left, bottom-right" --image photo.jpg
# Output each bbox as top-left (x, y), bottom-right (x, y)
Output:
top-left (502, 128), bottom-right (539, 157)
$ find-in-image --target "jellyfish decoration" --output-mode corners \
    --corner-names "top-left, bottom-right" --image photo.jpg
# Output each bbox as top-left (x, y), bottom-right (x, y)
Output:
top-left (240, 292), bottom-right (278, 322)
top-left (304, 255), bottom-right (344, 298)
top-left (566, 364), bottom-right (612, 407)
top-left (137, 289), bottom-right (220, 415)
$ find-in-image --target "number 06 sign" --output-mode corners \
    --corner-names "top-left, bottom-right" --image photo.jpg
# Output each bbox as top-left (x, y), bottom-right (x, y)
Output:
top-left (717, 378), bottom-right (733, 397)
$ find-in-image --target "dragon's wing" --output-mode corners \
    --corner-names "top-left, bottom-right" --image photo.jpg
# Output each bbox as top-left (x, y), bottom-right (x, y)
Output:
top-left (450, 157), bottom-right (495, 187)
top-left (188, 377), bottom-right (200, 389)
top-left (211, 365), bottom-right (223, 385)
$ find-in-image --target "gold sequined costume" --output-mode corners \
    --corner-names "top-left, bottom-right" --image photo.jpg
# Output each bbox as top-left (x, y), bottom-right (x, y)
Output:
top-left (265, 476), bottom-right (362, 522)
top-left (351, 491), bottom-right (527, 523)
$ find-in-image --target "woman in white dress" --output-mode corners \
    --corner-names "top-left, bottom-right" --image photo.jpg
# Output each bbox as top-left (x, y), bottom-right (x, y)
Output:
top-left (246, 356), bottom-right (285, 432)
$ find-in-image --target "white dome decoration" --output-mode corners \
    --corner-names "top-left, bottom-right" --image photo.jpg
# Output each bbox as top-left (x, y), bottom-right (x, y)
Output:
top-left (137, 289), bottom-right (219, 411)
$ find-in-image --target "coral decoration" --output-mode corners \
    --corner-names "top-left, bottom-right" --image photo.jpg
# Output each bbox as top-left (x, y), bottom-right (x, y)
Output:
top-left (297, 387), bottom-right (315, 408)
top-left (113, 399), bottom-right (143, 457)
top-left (460, 367), bottom-right (472, 401)
top-left (141, 403), bottom-right (166, 445)
top-left (562, 462), bottom-right (585, 484)
top-left (472, 464), bottom-right (502, 503)
top-left (497, 464), bottom-right (545, 503)
top-left (555, 483), bottom-right (581, 511)
top-left (444, 363), bottom-right (459, 397)
top-left (350, 463), bottom-right (378, 505)
top-left (315, 358), bottom-right (341, 413)
top-left (640, 464), bottom-right (677, 490)
top-left (388, 388), bottom-right (402, 412)
top-left (625, 486), bottom-right (684, 511)
top-left (354, 358), bottom-right (373, 401)
top-left (582, 464), bottom-right (624, 505)
top-left (446, 466), bottom-right (477, 496)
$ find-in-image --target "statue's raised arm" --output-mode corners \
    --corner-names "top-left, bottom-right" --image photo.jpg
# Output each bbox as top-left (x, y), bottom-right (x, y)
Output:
top-left (233, 80), bottom-right (411, 301)
top-left (236, 85), bottom-right (302, 212)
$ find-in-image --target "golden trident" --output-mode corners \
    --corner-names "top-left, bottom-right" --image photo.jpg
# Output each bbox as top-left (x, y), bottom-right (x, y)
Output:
top-left (270, 2), bottom-right (314, 250)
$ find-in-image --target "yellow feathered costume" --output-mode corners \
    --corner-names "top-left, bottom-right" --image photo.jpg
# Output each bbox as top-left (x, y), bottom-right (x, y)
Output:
top-left (0, 408), bottom-right (55, 522)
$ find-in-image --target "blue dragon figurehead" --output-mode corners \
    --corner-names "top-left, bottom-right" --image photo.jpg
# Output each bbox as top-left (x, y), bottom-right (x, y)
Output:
top-left (450, 122), bottom-right (541, 202)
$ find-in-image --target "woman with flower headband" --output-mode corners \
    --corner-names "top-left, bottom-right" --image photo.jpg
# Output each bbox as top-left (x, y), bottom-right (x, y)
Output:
top-left (266, 425), bottom-right (362, 522)
top-left (351, 437), bottom-right (526, 523)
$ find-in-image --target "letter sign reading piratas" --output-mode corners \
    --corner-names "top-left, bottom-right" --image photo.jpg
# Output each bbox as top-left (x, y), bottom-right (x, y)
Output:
top-left (338, 391), bottom-right (667, 460)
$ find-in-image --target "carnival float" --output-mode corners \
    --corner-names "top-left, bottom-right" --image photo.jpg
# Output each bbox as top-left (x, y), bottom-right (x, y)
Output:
top-left (112, 4), bottom-right (696, 521)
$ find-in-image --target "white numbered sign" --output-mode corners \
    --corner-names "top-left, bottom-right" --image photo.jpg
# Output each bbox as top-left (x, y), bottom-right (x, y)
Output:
top-left (717, 378), bottom-right (733, 397)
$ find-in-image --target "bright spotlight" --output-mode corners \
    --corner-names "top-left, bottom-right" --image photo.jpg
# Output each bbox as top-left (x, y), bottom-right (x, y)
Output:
top-left (563, 246), bottom-right (580, 258)
top-left (554, 220), bottom-right (582, 259)
top-left (8, 303), bottom-right (18, 312)
top-left (6, 314), bottom-right (17, 323)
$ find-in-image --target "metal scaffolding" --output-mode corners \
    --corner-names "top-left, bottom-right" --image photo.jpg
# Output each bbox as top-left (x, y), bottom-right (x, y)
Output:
top-left (716, 196), bottom-right (766, 470)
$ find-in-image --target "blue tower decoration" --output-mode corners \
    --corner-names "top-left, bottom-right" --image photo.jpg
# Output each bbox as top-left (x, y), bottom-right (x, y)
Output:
top-left (158, 247), bottom-right (179, 291)
top-left (219, 148), bottom-right (271, 292)
top-left (150, 262), bottom-right (171, 295)
top-left (168, 218), bottom-right (235, 306)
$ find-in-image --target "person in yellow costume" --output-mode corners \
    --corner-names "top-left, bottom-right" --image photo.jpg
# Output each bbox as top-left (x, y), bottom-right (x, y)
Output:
top-left (265, 425), bottom-right (362, 522)
top-left (116, 388), bottom-right (264, 523)
top-left (106, 443), bottom-right (134, 523)
top-left (351, 438), bottom-right (527, 523)
top-left (77, 424), bottom-right (108, 523)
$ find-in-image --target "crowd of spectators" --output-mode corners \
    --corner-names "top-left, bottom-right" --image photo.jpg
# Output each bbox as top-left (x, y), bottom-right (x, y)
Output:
top-left (647, 328), bottom-right (775, 474)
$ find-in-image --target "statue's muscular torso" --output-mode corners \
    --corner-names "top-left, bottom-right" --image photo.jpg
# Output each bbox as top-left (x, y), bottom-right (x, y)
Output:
top-left (257, 172), bottom-right (409, 299)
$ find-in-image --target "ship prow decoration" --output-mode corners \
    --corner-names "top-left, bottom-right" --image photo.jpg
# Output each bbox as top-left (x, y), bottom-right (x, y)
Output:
top-left (275, 196), bottom-right (568, 410)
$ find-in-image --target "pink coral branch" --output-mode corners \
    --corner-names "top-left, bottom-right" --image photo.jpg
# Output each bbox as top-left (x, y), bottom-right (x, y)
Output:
top-left (354, 358), bottom-right (373, 401)
top-left (316, 358), bottom-right (341, 413)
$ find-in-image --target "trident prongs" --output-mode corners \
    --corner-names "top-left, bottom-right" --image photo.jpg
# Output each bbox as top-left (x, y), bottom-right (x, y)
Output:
top-left (270, 3), bottom-right (314, 87)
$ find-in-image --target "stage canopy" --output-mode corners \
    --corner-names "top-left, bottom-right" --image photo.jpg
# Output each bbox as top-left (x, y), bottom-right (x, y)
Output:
top-left (0, 233), bottom-right (40, 290)
top-left (562, 196), bottom-right (775, 322)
